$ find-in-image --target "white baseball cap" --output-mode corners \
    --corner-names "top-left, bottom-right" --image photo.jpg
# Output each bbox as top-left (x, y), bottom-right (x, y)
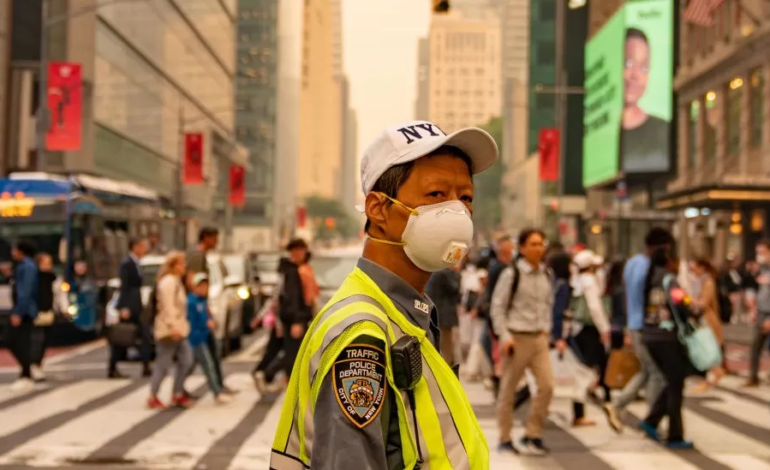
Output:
top-left (360, 120), bottom-right (499, 196)
top-left (573, 250), bottom-right (596, 270)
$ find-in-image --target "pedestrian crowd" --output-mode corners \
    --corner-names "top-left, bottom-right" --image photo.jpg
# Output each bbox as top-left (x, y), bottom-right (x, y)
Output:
top-left (426, 225), bottom-right (763, 455)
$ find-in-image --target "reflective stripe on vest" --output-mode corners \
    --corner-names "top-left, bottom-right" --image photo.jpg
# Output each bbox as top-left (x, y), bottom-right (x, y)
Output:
top-left (270, 268), bottom-right (489, 470)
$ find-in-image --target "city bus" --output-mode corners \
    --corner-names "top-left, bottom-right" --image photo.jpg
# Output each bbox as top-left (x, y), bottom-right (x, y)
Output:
top-left (0, 172), bottom-right (168, 339)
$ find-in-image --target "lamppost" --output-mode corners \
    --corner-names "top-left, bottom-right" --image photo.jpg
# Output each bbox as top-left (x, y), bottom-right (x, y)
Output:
top-left (36, 0), bottom-right (150, 166)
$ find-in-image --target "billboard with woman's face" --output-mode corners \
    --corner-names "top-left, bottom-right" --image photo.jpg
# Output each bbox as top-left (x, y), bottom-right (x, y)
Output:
top-left (583, 0), bottom-right (673, 187)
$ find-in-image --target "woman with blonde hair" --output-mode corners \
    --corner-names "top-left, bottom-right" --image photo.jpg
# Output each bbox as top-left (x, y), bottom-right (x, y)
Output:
top-left (689, 257), bottom-right (725, 391)
top-left (147, 251), bottom-right (193, 409)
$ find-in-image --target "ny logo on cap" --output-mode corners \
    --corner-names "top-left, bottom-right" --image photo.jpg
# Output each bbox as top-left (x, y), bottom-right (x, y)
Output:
top-left (396, 123), bottom-right (446, 145)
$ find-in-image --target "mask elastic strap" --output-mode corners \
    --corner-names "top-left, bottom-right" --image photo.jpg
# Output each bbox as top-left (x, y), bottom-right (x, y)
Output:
top-left (367, 235), bottom-right (406, 247)
top-left (377, 192), bottom-right (419, 216)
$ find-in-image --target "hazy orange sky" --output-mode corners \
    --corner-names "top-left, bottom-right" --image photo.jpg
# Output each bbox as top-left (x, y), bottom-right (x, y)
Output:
top-left (342, 0), bottom-right (431, 153)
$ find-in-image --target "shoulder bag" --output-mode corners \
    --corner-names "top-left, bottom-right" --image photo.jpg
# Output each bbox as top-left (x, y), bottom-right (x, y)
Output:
top-left (663, 274), bottom-right (722, 372)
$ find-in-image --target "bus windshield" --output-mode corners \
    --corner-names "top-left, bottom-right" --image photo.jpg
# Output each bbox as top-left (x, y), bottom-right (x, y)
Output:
top-left (0, 223), bottom-right (66, 272)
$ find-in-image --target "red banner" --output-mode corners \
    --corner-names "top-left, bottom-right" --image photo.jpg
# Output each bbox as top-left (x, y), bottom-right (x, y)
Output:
top-left (46, 62), bottom-right (82, 151)
top-left (229, 165), bottom-right (245, 207)
top-left (296, 206), bottom-right (307, 228)
top-left (538, 128), bottom-right (560, 182)
top-left (184, 133), bottom-right (204, 184)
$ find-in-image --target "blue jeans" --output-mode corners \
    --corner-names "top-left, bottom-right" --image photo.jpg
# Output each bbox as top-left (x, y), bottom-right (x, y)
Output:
top-left (193, 343), bottom-right (223, 396)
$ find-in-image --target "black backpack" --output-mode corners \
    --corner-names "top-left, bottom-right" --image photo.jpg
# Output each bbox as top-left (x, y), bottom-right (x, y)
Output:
top-left (505, 261), bottom-right (553, 311)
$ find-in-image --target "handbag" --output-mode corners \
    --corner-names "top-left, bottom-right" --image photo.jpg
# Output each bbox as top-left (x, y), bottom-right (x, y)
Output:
top-left (604, 349), bottom-right (640, 389)
top-left (663, 275), bottom-right (722, 372)
top-left (107, 322), bottom-right (139, 348)
top-left (34, 310), bottom-right (55, 327)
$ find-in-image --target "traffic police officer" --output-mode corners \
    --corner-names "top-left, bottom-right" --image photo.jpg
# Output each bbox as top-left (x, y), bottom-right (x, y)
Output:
top-left (270, 120), bottom-right (498, 470)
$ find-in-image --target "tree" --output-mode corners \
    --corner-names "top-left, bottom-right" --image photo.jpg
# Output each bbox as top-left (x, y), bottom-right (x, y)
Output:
top-left (304, 195), bottom-right (358, 240)
top-left (473, 117), bottom-right (504, 234)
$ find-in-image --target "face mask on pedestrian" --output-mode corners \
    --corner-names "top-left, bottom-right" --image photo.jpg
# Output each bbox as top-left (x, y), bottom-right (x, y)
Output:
top-left (368, 192), bottom-right (474, 273)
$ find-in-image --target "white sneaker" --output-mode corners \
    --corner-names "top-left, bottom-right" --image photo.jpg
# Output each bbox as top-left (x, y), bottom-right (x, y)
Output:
top-left (253, 371), bottom-right (267, 393)
top-left (215, 393), bottom-right (234, 404)
top-left (31, 365), bottom-right (45, 382)
top-left (10, 378), bottom-right (34, 392)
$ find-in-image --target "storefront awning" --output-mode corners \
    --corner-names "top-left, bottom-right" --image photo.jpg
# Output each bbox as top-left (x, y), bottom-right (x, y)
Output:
top-left (656, 184), bottom-right (770, 210)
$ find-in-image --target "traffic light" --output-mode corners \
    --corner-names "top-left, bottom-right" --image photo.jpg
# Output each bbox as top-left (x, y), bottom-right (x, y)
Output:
top-left (433, 0), bottom-right (449, 13)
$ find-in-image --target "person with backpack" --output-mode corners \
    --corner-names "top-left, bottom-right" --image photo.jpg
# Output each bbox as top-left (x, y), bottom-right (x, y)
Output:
top-left (569, 250), bottom-right (614, 428)
top-left (490, 228), bottom-right (554, 456)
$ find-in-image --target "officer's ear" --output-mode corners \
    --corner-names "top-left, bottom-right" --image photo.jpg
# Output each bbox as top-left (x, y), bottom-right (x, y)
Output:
top-left (365, 192), bottom-right (389, 235)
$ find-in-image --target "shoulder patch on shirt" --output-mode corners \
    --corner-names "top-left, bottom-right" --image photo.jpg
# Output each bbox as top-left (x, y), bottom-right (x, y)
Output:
top-left (332, 343), bottom-right (387, 429)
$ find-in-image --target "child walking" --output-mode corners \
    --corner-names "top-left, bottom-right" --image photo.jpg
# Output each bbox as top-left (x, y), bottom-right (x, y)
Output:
top-left (188, 273), bottom-right (233, 404)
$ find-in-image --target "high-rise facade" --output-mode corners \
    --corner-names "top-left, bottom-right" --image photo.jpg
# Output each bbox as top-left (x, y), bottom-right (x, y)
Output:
top-left (296, 0), bottom-right (345, 199)
top-left (414, 37), bottom-right (430, 121)
top-left (4, 0), bottom-right (247, 247)
top-left (428, 11), bottom-right (502, 132)
top-left (235, 0), bottom-right (279, 228)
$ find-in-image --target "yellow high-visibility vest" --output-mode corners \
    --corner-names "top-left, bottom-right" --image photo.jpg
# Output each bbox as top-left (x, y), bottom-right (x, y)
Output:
top-left (271, 267), bottom-right (489, 470)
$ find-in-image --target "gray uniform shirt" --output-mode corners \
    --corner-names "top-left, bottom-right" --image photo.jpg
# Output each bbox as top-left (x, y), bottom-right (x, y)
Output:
top-left (490, 259), bottom-right (553, 344)
top-left (311, 258), bottom-right (438, 470)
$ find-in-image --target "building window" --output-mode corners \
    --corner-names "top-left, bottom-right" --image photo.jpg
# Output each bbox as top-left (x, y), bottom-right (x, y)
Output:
top-left (750, 67), bottom-right (765, 149)
top-left (726, 78), bottom-right (743, 157)
top-left (539, 0), bottom-right (556, 21)
top-left (704, 90), bottom-right (718, 161)
top-left (536, 93), bottom-right (555, 110)
top-left (689, 101), bottom-right (699, 168)
top-left (537, 42), bottom-right (555, 66)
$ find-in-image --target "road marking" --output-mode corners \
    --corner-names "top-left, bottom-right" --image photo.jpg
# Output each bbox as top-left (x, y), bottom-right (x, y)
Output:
top-left (0, 377), bottom-right (203, 467)
top-left (125, 373), bottom-right (260, 469)
top-left (227, 392), bottom-right (285, 470)
top-left (0, 380), bottom-right (126, 440)
top-left (0, 339), bottom-right (106, 374)
top-left (227, 331), bottom-right (269, 363)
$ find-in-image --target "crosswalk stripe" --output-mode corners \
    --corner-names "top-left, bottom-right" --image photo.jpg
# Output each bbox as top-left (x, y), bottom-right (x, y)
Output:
top-left (627, 399), bottom-right (769, 468)
top-left (1, 370), bottom-right (770, 469)
top-left (0, 380), bottom-right (128, 441)
top-left (83, 376), bottom-right (208, 465)
top-left (717, 375), bottom-right (770, 402)
top-left (227, 392), bottom-right (285, 470)
top-left (708, 454), bottom-right (770, 470)
top-left (0, 377), bottom-right (203, 467)
top-left (701, 389), bottom-right (770, 433)
top-left (124, 374), bottom-right (258, 469)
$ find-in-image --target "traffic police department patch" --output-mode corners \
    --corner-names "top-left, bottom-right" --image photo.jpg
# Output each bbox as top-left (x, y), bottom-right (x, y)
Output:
top-left (333, 343), bottom-right (387, 428)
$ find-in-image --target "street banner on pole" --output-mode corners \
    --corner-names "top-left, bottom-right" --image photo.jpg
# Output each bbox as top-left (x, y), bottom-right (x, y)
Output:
top-left (538, 128), bottom-right (560, 181)
top-left (296, 206), bottom-right (307, 228)
top-left (229, 164), bottom-right (245, 206)
top-left (184, 133), bottom-right (204, 184)
top-left (46, 62), bottom-right (82, 151)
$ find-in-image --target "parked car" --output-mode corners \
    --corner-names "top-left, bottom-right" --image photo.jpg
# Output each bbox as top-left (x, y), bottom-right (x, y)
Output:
top-left (106, 253), bottom-right (246, 357)
top-left (310, 250), bottom-right (360, 307)
top-left (253, 251), bottom-right (281, 306)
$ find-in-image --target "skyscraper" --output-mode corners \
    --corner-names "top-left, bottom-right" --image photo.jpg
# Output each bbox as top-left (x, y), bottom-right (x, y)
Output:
top-left (428, 10), bottom-right (502, 132)
top-left (234, 0), bottom-right (279, 230)
top-left (297, 0), bottom-right (345, 199)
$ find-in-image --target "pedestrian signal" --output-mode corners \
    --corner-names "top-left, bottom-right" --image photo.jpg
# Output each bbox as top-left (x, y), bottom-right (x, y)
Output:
top-left (433, 0), bottom-right (449, 13)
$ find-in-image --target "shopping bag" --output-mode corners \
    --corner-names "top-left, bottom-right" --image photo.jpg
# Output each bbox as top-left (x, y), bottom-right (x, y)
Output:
top-left (604, 349), bottom-right (640, 389)
top-left (527, 350), bottom-right (596, 401)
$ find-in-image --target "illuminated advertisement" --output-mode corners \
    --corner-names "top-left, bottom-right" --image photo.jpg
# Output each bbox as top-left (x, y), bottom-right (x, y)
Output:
top-left (583, 0), bottom-right (673, 186)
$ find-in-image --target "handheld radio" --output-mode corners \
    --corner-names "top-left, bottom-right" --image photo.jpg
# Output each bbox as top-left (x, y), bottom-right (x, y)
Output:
top-left (391, 336), bottom-right (424, 469)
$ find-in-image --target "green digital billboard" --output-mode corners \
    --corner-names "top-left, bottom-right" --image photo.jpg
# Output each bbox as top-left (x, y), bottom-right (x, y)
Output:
top-left (583, 0), bottom-right (673, 187)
